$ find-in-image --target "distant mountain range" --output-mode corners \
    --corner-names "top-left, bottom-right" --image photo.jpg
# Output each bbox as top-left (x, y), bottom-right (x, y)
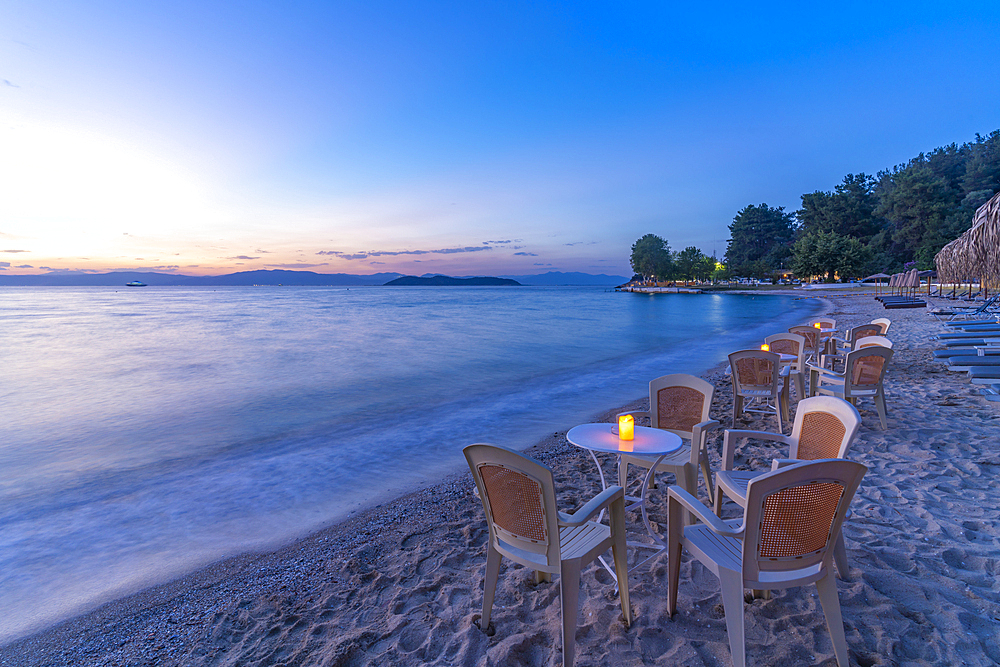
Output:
top-left (385, 275), bottom-right (521, 286)
top-left (0, 269), bottom-right (629, 287)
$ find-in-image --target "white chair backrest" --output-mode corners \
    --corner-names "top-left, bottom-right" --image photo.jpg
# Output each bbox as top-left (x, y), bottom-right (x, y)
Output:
top-left (765, 333), bottom-right (806, 371)
top-left (843, 346), bottom-right (892, 397)
top-left (741, 459), bottom-right (867, 580)
top-left (788, 326), bottom-right (821, 357)
top-left (848, 323), bottom-right (883, 344)
top-left (870, 317), bottom-right (890, 334)
top-left (465, 443), bottom-right (560, 568)
top-left (648, 373), bottom-right (714, 437)
top-left (729, 350), bottom-right (780, 396)
top-left (808, 317), bottom-right (836, 329)
top-left (787, 396), bottom-right (861, 460)
top-left (854, 335), bottom-right (892, 349)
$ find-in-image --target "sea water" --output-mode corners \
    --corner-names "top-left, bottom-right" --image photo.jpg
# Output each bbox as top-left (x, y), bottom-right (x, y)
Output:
top-left (0, 286), bottom-right (821, 642)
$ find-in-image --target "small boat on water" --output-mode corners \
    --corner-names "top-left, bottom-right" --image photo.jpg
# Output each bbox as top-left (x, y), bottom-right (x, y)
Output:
top-left (125, 281), bottom-right (147, 287)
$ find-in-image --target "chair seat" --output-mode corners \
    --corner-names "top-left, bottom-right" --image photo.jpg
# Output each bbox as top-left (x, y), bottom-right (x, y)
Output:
top-left (559, 522), bottom-right (612, 561)
top-left (714, 470), bottom-right (760, 506)
top-left (683, 519), bottom-right (743, 573)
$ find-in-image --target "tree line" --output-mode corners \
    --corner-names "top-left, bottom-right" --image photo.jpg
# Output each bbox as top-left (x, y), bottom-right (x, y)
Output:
top-left (631, 129), bottom-right (999, 282)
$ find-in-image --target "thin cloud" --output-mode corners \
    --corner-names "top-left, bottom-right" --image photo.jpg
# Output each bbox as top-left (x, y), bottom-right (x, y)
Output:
top-left (482, 240), bottom-right (512, 245)
top-left (227, 255), bottom-right (260, 260)
top-left (514, 252), bottom-right (538, 256)
top-left (2, 79), bottom-right (18, 88)
top-left (1, 249), bottom-right (30, 253)
top-left (255, 249), bottom-right (273, 254)
top-left (533, 263), bottom-right (552, 266)
top-left (0, 262), bottom-right (9, 269)
top-left (16, 264), bottom-right (32, 268)
top-left (317, 246), bottom-right (493, 260)
top-left (265, 262), bottom-right (330, 269)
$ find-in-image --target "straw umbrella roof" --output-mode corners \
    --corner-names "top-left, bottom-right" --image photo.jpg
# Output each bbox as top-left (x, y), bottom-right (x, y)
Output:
top-left (935, 191), bottom-right (1000, 285)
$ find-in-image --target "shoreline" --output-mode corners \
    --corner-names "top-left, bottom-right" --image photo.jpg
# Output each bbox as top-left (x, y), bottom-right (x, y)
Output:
top-left (12, 292), bottom-right (1000, 666)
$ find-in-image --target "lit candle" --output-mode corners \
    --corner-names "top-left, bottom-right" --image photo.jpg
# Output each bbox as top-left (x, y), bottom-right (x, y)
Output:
top-left (814, 322), bottom-right (822, 329)
top-left (618, 413), bottom-right (634, 441)
top-left (760, 343), bottom-right (770, 352)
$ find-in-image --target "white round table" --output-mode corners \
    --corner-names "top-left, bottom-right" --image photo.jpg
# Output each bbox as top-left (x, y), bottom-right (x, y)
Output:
top-left (567, 423), bottom-right (682, 553)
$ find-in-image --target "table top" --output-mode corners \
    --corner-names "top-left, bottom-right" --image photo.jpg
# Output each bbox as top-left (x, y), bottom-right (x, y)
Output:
top-left (566, 423), bottom-right (683, 456)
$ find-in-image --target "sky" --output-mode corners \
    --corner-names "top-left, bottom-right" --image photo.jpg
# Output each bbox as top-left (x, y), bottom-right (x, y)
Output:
top-left (2, 1), bottom-right (999, 277)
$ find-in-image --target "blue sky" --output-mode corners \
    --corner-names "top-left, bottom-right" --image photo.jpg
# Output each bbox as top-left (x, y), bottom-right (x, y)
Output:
top-left (2, 1), bottom-right (998, 276)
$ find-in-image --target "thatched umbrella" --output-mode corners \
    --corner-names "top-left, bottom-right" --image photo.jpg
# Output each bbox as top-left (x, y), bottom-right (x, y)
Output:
top-left (936, 191), bottom-right (1000, 297)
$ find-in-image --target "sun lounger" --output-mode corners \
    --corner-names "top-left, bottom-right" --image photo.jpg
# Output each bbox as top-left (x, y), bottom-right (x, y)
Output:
top-left (947, 356), bottom-right (1000, 371)
top-left (941, 338), bottom-right (988, 347)
top-left (939, 331), bottom-right (1000, 339)
top-left (969, 367), bottom-right (1000, 383)
top-left (979, 385), bottom-right (1000, 401)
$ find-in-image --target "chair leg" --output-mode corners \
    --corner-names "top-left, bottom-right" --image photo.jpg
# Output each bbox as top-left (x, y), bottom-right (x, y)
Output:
top-left (617, 458), bottom-right (629, 489)
top-left (666, 496), bottom-right (684, 616)
top-left (794, 372), bottom-right (805, 401)
top-left (718, 568), bottom-right (747, 667)
top-left (700, 450), bottom-right (715, 503)
top-left (733, 395), bottom-right (743, 427)
top-left (682, 463), bottom-right (699, 525)
top-left (874, 391), bottom-right (888, 430)
top-left (815, 573), bottom-right (850, 667)
top-left (480, 545), bottom-right (502, 630)
top-left (609, 498), bottom-right (632, 628)
top-left (833, 530), bottom-right (849, 580)
top-left (714, 479), bottom-right (725, 517)
top-left (559, 561), bottom-right (582, 667)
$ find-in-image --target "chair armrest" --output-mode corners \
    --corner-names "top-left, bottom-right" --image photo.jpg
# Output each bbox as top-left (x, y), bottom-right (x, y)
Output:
top-left (667, 486), bottom-right (743, 537)
top-left (618, 410), bottom-right (651, 424)
top-left (691, 419), bottom-right (721, 448)
top-left (806, 363), bottom-right (844, 378)
top-left (559, 486), bottom-right (625, 527)
top-left (770, 458), bottom-right (799, 470)
top-left (721, 429), bottom-right (792, 470)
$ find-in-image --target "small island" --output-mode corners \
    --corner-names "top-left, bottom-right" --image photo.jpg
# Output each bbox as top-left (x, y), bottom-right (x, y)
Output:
top-left (383, 275), bottom-right (521, 286)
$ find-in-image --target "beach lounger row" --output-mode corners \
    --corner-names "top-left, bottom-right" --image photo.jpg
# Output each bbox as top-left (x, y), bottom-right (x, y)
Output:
top-left (933, 318), bottom-right (1000, 401)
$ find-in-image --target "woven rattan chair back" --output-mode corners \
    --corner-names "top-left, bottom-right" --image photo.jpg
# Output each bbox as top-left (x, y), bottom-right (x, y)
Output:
top-left (788, 326), bottom-right (820, 358)
top-left (651, 375), bottom-right (713, 435)
top-left (808, 317), bottom-right (837, 329)
top-left (765, 333), bottom-right (806, 370)
top-left (731, 351), bottom-right (779, 393)
top-left (846, 347), bottom-right (892, 395)
top-left (787, 396), bottom-right (861, 460)
top-left (478, 464), bottom-right (549, 545)
top-left (742, 459), bottom-right (867, 578)
top-left (465, 444), bottom-right (560, 565)
top-left (848, 324), bottom-right (882, 344)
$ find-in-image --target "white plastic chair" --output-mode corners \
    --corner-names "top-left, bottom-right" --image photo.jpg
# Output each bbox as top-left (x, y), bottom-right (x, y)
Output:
top-left (667, 459), bottom-right (868, 667)
top-left (810, 346), bottom-right (893, 429)
top-left (618, 373), bottom-right (720, 502)
top-left (764, 332), bottom-right (806, 400)
top-left (822, 325), bottom-right (888, 369)
top-left (465, 443), bottom-right (632, 667)
top-left (788, 325), bottom-right (822, 364)
top-left (854, 335), bottom-right (893, 349)
top-left (729, 349), bottom-right (786, 433)
top-left (714, 396), bottom-right (862, 578)
top-left (870, 317), bottom-right (891, 334)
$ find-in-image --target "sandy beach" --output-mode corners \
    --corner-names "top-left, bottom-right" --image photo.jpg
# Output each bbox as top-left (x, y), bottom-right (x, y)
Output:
top-left (4, 292), bottom-right (1000, 667)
